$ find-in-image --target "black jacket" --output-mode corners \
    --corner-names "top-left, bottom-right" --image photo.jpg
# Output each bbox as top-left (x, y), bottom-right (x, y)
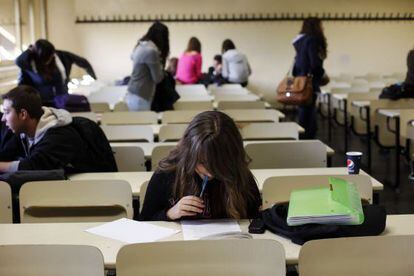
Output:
top-left (140, 170), bottom-right (262, 221)
top-left (18, 124), bottom-right (96, 174)
top-left (292, 34), bottom-right (325, 93)
top-left (16, 49), bottom-right (96, 103)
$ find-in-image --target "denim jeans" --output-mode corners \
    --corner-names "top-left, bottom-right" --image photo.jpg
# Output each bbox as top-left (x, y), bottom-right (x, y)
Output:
top-left (125, 92), bottom-right (152, 111)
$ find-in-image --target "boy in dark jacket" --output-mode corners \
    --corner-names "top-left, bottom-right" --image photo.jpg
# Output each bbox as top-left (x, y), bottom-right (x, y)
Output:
top-left (0, 85), bottom-right (99, 173)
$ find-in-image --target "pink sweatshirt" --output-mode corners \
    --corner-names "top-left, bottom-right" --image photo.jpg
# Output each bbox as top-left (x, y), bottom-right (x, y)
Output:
top-left (175, 52), bottom-right (202, 84)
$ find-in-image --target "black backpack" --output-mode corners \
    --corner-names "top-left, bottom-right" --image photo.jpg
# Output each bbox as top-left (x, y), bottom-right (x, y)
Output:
top-left (71, 117), bottom-right (118, 172)
top-left (151, 71), bottom-right (180, 112)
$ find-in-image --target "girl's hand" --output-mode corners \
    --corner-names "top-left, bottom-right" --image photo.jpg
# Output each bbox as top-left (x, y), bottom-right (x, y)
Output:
top-left (166, 196), bottom-right (204, 220)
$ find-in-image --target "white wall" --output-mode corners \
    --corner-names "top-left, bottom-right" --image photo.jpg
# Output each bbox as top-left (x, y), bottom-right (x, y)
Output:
top-left (47, 0), bottom-right (414, 103)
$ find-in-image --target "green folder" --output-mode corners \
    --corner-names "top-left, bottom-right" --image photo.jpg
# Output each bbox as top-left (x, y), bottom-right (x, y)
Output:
top-left (287, 177), bottom-right (364, 226)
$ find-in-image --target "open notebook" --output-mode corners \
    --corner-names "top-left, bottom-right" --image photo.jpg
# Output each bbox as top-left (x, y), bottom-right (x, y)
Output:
top-left (287, 177), bottom-right (364, 226)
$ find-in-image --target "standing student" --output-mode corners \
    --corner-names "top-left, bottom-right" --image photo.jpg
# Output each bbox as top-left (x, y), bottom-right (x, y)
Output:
top-left (15, 39), bottom-right (96, 106)
top-left (221, 39), bottom-right (251, 87)
top-left (292, 17), bottom-right (327, 139)
top-left (404, 47), bottom-right (414, 91)
top-left (140, 111), bottom-right (261, 221)
top-left (126, 21), bottom-right (169, 111)
top-left (175, 37), bottom-right (203, 84)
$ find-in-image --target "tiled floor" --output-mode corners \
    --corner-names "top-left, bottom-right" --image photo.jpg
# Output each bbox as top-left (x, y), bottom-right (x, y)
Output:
top-left (314, 113), bottom-right (414, 214)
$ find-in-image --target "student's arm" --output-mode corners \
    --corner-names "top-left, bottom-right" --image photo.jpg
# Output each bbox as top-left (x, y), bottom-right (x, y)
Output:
top-left (140, 171), bottom-right (174, 221)
top-left (221, 56), bottom-right (229, 79)
top-left (60, 51), bottom-right (97, 79)
top-left (15, 48), bottom-right (33, 70)
top-left (146, 49), bottom-right (164, 84)
top-left (307, 37), bottom-right (324, 83)
top-left (17, 128), bottom-right (80, 171)
top-left (195, 54), bottom-right (203, 79)
top-left (246, 60), bottom-right (252, 76)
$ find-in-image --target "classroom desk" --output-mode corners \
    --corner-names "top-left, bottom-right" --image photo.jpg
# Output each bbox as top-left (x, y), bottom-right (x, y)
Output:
top-left (0, 215), bottom-right (409, 269)
top-left (69, 167), bottom-right (384, 199)
top-left (109, 141), bottom-right (335, 160)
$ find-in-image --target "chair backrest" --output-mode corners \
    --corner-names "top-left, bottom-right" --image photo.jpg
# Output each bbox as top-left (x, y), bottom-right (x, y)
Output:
top-left (224, 109), bottom-right (279, 123)
top-left (173, 101), bottom-right (214, 110)
top-left (162, 110), bottom-right (202, 124)
top-left (19, 180), bottom-right (133, 222)
top-left (101, 111), bottom-right (158, 125)
top-left (262, 174), bottom-right (373, 209)
top-left (158, 124), bottom-right (188, 142)
top-left (151, 145), bottom-right (176, 170)
top-left (214, 94), bottom-right (260, 102)
top-left (369, 99), bottom-right (414, 131)
top-left (217, 101), bottom-right (266, 110)
top-left (112, 145), bottom-right (146, 172)
top-left (176, 84), bottom-right (208, 95)
top-left (245, 140), bottom-right (326, 169)
top-left (240, 122), bottom-right (298, 140)
top-left (116, 239), bottom-right (285, 276)
top-left (101, 125), bottom-right (154, 142)
top-left (0, 244), bottom-right (104, 276)
top-left (90, 102), bottom-right (111, 113)
top-left (0, 181), bottom-right (12, 223)
top-left (299, 235), bottom-right (414, 276)
top-left (139, 180), bottom-right (149, 213)
top-left (88, 85), bottom-right (127, 106)
top-left (113, 101), bottom-right (129, 111)
top-left (71, 112), bottom-right (98, 123)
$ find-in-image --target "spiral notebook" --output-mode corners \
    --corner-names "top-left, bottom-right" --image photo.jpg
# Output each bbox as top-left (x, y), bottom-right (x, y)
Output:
top-left (287, 177), bottom-right (364, 226)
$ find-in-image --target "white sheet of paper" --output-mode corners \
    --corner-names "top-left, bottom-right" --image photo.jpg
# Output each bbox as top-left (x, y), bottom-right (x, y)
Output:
top-left (181, 219), bottom-right (241, 240)
top-left (85, 218), bottom-right (179, 243)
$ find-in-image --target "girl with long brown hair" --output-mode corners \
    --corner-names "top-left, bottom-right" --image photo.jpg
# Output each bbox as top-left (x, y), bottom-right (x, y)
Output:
top-left (140, 111), bottom-right (261, 220)
top-left (175, 37), bottom-right (203, 84)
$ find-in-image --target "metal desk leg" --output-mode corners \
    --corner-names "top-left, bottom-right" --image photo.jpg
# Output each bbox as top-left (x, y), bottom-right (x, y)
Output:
top-left (361, 106), bottom-right (372, 173)
top-left (343, 99), bottom-right (348, 153)
top-left (327, 94), bottom-right (332, 141)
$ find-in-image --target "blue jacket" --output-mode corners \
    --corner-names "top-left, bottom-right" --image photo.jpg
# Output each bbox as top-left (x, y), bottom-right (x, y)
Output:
top-left (292, 34), bottom-right (325, 92)
top-left (16, 50), bottom-right (96, 104)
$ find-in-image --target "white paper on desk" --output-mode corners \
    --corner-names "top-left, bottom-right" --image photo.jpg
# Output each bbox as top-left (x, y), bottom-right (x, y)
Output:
top-left (181, 219), bottom-right (241, 240)
top-left (85, 218), bottom-right (179, 243)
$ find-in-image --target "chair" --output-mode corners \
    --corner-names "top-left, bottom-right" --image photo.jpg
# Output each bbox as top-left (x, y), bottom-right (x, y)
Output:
top-left (71, 112), bottom-right (98, 123)
top-left (90, 102), bottom-right (111, 113)
top-left (162, 110), bottom-right (202, 124)
top-left (173, 101), bottom-right (213, 110)
top-left (19, 180), bottom-right (133, 222)
top-left (224, 109), bottom-right (279, 123)
top-left (101, 125), bottom-right (154, 142)
top-left (0, 181), bottom-right (12, 223)
top-left (101, 111), bottom-right (158, 125)
top-left (151, 145), bottom-right (176, 170)
top-left (158, 124), bottom-right (187, 142)
top-left (113, 101), bottom-right (129, 111)
top-left (262, 174), bottom-right (372, 209)
top-left (88, 85), bottom-right (127, 107)
top-left (299, 235), bottom-right (414, 276)
top-left (245, 140), bottom-right (326, 169)
top-left (0, 244), bottom-right (104, 276)
top-left (116, 239), bottom-right (285, 276)
top-left (214, 94), bottom-right (260, 102)
top-left (112, 145), bottom-right (146, 171)
top-left (217, 101), bottom-right (266, 110)
top-left (139, 180), bottom-right (149, 213)
top-left (240, 122), bottom-right (298, 140)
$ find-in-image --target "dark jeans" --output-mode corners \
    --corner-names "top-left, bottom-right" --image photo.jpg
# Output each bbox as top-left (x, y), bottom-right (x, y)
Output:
top-left (298, 102), bottom-right (317, 139)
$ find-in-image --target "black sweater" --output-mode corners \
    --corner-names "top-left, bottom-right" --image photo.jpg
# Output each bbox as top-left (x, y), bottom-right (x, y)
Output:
top-left (140, 170), bottom-right (262, 221)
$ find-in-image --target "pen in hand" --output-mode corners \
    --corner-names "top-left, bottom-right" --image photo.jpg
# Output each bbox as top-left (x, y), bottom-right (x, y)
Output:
top-left (199, 175), bottom-right (209, 198)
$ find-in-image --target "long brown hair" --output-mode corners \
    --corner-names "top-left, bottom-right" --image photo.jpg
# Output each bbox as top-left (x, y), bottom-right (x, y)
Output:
top-left (300, 17), bottom-right (328, 59)
top-left (185, 37), bottom-right (201, 53)
top-left (158, 111), bottom-right (256, 219)
top-left (33, 39), bottom-right (57, 81)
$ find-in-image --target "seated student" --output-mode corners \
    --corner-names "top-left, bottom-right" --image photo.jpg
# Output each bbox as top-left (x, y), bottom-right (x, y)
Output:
top-left (15, 39), bottom-right (96, 106)
top-left (0, 85), bottom-right (102, 173)
top-left (140, 111), bottom-right (261, 221)
top-left (175, 37), bottom-right (203, 84)
top-left (221, 39), bottom-right (251, 87)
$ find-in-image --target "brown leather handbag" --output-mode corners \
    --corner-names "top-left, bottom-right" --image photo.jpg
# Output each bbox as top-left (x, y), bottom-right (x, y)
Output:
top-left (276, 75), bottom-right (313, 106)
